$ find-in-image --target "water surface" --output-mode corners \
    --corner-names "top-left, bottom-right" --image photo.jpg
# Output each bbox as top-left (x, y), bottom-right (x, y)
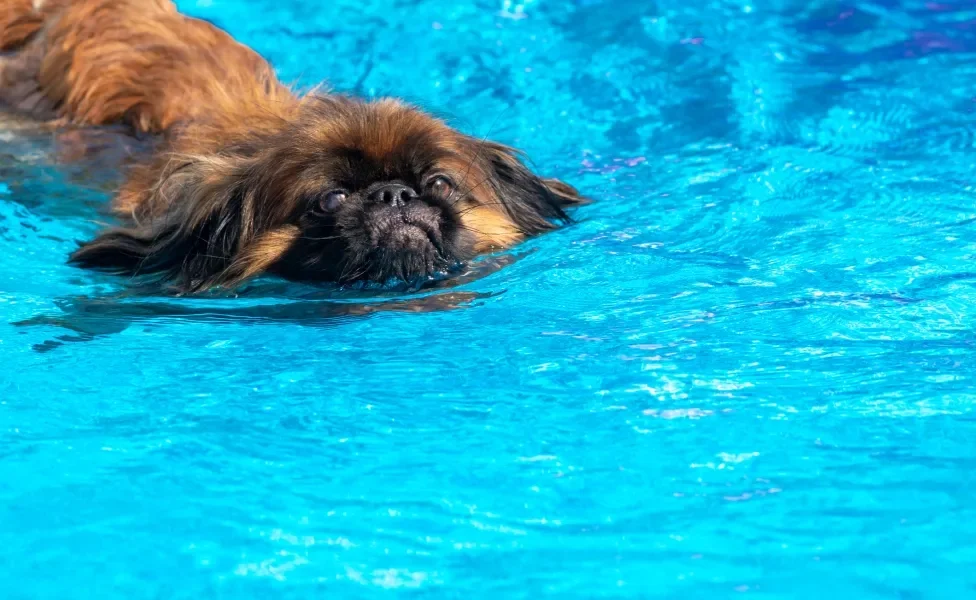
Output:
top-left (2, 0), bottom-right (976, 597)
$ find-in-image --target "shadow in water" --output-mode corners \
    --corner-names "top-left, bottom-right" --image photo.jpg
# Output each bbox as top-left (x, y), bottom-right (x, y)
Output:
top-left (14, 290), bottom-right (495, 353)
top-left (13, 252), bottom-right (521, 352)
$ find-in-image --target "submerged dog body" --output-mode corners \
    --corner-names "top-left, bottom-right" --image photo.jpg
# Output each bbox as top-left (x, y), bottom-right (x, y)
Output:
top-left (0, 0), bottom-right (584, 292)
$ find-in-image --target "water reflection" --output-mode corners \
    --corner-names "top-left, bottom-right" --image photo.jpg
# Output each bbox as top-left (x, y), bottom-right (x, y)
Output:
top-left (15, 288), bottom-right (497, 352)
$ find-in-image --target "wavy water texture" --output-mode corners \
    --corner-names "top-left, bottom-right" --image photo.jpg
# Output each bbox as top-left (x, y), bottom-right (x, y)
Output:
top-left (2, 0), bottom-right (976, 598)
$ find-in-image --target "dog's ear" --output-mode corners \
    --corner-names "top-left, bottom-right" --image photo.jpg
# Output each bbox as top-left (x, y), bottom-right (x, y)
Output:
top-left (540, 177), bottom-right (589, 208)
top-left (70, 155), bottom-right (299, 293)
top-left (479, 141), bottom-right (587, 235)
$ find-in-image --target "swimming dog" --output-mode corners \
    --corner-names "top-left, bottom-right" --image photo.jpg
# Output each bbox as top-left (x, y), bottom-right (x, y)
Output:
top-left (0, 0), bottom-right (585, 292)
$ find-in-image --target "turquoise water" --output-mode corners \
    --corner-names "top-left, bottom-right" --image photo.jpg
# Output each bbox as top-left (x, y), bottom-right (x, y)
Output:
top-left (3, 0), bottom-right (976, 597)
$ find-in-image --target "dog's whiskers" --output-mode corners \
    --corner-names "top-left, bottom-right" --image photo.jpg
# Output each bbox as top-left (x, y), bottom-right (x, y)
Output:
top-left (447, 111), bottom-right (505, 208)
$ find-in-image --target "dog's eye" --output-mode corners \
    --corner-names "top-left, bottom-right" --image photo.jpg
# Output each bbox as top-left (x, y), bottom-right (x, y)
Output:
top-left (428, 176), bottom-right (455, 199)
top-left (316, 190), bottom-right (347, 213)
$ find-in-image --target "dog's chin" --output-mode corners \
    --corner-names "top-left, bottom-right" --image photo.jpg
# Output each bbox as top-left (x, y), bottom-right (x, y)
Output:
top-left (344, 203), bottom-right (460, 284)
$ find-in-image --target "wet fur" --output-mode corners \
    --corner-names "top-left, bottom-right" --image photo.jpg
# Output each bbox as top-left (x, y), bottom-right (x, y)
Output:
top-left (0, 0), bottom-right (585, 293)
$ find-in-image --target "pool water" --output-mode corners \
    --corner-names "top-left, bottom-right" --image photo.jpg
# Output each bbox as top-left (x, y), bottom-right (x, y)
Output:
top-left (2, 0), bottom-right (976, 596)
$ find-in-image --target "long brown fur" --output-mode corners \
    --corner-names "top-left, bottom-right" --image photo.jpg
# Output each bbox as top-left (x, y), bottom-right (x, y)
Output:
top-left (0, 0), bottom-right (586, 293)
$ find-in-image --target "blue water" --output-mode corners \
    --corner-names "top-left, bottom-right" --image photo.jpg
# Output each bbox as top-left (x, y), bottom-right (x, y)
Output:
top-left (3, 0), bottom-right (976, 597)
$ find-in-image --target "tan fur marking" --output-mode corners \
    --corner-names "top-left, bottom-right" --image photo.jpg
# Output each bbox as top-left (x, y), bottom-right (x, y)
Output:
top-left (224, 225), bottom-right (301, 284)
top-left (461, 205), bottom-right (524, 252)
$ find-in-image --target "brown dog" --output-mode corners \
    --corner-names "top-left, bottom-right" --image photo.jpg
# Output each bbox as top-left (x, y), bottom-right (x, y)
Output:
top-left (0, 0), bottom-right (585, 293)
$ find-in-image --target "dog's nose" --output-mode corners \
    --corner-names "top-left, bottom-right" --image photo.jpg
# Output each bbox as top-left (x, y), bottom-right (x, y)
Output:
top-left (368, 183), bottom-right (417, 207)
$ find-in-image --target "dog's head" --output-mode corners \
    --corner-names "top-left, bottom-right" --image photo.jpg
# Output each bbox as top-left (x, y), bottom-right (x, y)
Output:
top-left (70, 97), bottom-right (585, 292)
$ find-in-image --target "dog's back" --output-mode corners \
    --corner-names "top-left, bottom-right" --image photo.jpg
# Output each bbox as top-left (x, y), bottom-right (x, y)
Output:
top-left (0, 0), bottom-right (54, 116)
top-left (0, 0), bottom-right (293, 134)
top-left (0, 0), bottom-right (50, 51)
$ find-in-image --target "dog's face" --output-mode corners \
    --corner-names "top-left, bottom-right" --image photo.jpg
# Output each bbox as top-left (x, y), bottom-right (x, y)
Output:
top-left (71, 97), bottom-right (585, 292)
